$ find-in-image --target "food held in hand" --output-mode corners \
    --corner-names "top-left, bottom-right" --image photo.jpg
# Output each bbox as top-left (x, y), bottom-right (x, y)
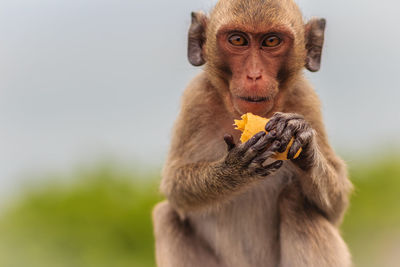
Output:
top-left (234, 113), bottom-right (302, 160)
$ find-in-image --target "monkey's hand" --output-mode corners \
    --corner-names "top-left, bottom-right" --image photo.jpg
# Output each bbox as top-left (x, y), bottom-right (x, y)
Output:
top-left (265, 112), bottom-right (316, 171)
top-left (222, 131), bottom-right (283, 178)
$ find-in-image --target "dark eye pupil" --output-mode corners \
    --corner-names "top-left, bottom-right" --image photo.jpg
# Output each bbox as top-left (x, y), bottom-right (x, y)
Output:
top-left (263, 36), bottom-right (280, 47)
top-left (229, 35), bottom-right (247, 46)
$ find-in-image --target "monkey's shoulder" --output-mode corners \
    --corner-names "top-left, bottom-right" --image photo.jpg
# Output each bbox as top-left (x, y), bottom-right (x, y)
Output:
top-left (178, 72), bottom-right (230, 132)
top-left (168, 72), bottom-right (229, 161)
top-left (181, 72), bottom-right (221, 110)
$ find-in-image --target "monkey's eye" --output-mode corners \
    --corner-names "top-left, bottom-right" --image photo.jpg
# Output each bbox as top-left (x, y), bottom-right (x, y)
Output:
top-left (228, 34), bottom-right (248, 46)
top-left (262, 35), bottom-right (282, 47)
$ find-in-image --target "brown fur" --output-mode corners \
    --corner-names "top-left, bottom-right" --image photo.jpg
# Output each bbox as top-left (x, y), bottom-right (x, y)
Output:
top-left (153, 1), bottom-right (352, 266)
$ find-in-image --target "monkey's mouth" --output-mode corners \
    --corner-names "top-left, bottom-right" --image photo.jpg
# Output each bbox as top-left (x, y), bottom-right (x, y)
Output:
top-left (233, 94), bottom-right (275, 115)
top-left (238, 96), bottom-right (271, 103)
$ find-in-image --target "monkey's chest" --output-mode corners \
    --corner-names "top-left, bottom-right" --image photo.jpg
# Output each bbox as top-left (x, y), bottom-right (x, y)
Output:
top-left (192, 172), bottom-right (290, 267)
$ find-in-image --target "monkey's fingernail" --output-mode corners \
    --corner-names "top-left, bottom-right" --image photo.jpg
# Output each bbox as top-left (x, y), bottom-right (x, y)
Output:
top-left (224, 134), bottom-right (236, 150)
top-left (224, 135), bottom-right (232, 142)
top-left (269, 130), bottom-right (276, 137)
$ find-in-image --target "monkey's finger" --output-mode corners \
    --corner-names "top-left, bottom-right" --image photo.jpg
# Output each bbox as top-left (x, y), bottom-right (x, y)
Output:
top-left (274, 118), bottom-right (288, 140)
top-left (287, 139), bottom-right (302, 160)
top-left (288, 129), bottom-right (314, 159)
top-left (240, 132), bottom-right (267, 163)
top-left (269, 140), bottom-right (282, 152)
top-left (253, 151), bottom-right (276, 164)
top-left (241, 131), bottom-right (266, 152)
top-left (266, 160), bottom-right (284, 170)
top-left (255, 160), bottom-right (283, 176)
top-left (268, 129), bottom-right (277, 138)
top-left (264, 140), bottom-right (282, 153)
top-left (287, 113), bottom-right (304, 120)
top-left (277, 120), bottom-right (302, 153)
top-left (266, 113), bottom-right (304, 132)
top-left (224, 134), bottom-right (236, 151)
top-left (253, 140), bottom-right (281, 162)
top-left (265, 112), bottom-right (284, 131)
top-left (246, 136), bottom-right (278, 165)
top-left (242, 146), bottom-right (259, 164)
top-left (252, 132), bottom-right (276, 152)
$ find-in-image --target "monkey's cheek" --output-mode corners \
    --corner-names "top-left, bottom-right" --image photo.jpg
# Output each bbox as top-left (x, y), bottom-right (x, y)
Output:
top-left (233, 98), bottom-right (274, 116)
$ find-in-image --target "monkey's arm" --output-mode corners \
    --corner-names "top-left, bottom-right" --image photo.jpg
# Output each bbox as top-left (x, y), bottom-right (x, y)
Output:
top-left (295, 138), bottom-right (352, 225)
top-left (161, 130), bottom-right (282, 213)
top-left (161, 158), bottom-right (239, 212)
top-left (267, 110), bottom-right (352, 225)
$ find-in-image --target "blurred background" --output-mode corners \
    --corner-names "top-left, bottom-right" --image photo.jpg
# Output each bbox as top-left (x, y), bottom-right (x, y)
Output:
top-left (0, 0), bottom-right (399, 266)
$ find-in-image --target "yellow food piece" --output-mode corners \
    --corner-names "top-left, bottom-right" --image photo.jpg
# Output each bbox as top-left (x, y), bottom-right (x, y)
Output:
top-left (234, 113), bottom-right (302, 160)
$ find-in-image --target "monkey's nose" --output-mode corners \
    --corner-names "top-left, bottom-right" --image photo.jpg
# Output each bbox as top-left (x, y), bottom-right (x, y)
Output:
top-left (247, 73), bottom-right (262, 82)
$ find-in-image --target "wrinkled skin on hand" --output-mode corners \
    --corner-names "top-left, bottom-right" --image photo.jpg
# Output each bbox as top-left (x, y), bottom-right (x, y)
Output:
top-left (265, 112), bottom-right (316, 170)
top-left (223, 131), bottom-right (284, 177)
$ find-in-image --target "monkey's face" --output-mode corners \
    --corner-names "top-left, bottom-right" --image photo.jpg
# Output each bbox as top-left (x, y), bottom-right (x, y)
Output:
top-left (215, 26), bottom-right (295, 116)
top-left (187, 4), bottom-right (326, 117)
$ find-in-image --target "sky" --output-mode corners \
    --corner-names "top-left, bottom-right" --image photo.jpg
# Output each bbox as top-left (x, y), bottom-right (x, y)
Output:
top-left (1, 0), bottom-right (399, 195)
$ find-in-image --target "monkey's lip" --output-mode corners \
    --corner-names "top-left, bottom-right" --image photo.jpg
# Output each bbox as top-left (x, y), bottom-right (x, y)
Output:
top-left (238, 96), bottom-right (270, 103)
top-left (233, 95), bottom-right (275, 115)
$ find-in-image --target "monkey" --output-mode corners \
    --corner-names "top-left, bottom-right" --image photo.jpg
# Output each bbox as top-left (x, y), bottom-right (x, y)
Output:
top-left (153, 0), bottom-right (353, 266)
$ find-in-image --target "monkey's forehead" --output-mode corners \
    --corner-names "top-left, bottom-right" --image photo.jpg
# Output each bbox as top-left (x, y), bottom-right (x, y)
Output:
top-left (210, 0), bottom-right (304, 30)
top-left (215, 21), bottom-right (296, 37)
top-left (214, 0), bottom-right (300, 11)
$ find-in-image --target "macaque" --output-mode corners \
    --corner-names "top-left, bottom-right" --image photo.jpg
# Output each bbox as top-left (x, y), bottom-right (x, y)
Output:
top-left (153, 0), bottom-right (353, 266)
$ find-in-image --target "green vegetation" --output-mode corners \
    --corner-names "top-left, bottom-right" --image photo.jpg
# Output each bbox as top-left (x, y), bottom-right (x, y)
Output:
top-left (0, 158), bottom-right (399, 267)
top-left (342, 156), bottom-right (400, 267)
top-left (0, 166), bottom-right (162, 267)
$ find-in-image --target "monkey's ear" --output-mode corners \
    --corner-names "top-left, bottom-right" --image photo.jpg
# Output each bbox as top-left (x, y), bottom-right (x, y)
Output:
top-left (305, 18), bottom-right (326, 72)
top-left (188, 11), bottom-right (207, 66)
